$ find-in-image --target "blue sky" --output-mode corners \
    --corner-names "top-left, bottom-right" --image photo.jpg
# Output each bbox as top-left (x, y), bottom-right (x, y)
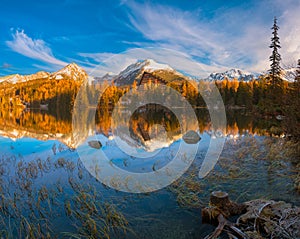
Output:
top-left (0, 0), bottom-right (299, 77)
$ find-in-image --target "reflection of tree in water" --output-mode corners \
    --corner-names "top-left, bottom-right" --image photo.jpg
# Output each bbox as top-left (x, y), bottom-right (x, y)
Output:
top-left (0, 108), bottom-right (72, 135)
top-left (225, 109), bottom-right (283, 136)
top-left (128, 104), bottom-right (181, 143)
top-left (0, 102), bottom-right (285, 148)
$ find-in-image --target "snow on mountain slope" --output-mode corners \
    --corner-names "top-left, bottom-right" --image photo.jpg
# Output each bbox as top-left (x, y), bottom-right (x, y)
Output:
top-left (281, 68), bottom-right (297, 82)
top-left (114, 59), bottom-right (181, 86)
top-left (205, 68), bottom-right (260, 81)
top-left (143, 59), bottom-right (173, 72)
top-left (51, 63), bottom-right (87, 81)
top-left (0, 63), bottom-right (87, 85)
top-left (118, 59), bottom-right (173, 78)
top-left (0, 71), bottom-right (50, 84)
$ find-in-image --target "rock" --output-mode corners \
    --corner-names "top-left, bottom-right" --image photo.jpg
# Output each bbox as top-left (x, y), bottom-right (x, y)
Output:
top-left (88, 140), bottom-right (102, 149)
top-left (182, 130), bottom-right (201, 144)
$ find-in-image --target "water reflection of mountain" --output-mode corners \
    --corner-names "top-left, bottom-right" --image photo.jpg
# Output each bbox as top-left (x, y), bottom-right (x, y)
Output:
top-left (0, 108), bottom-right (73, 142)
top-left (0, 107), bottom-right (284, 148)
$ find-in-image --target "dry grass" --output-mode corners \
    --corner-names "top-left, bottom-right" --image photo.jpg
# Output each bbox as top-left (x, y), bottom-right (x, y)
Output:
top-left (0, 152), bottom-right (131, 238)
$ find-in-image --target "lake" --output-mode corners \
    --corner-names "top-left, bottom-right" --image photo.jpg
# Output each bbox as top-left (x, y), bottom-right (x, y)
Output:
top-left (0, 107), bottom-right (298, 238)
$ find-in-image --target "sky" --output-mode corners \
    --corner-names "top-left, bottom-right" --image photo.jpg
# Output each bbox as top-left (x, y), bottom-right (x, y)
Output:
top-left (0, 0), bottom-right (300, 77)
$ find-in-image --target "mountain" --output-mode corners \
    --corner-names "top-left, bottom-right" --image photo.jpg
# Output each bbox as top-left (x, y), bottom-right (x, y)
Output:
top-left (51, 63), bottom-right (87, 81)
top-left (113, 59), bottom-right (185, 86)
top-left (281, 68), bottom-right (297, 82)
top-left (0, 63), bottom-right (87, 84)
top-left (205, 68), bottom-right (298, 82)
top-left (93, 73), bottom-right (115, 85)
top-left (205, 68), bottom-right (260, 81)
top-left (0, 71), bottom-right (50, 84)
top-left (1, 62), bottom-right (295, 87)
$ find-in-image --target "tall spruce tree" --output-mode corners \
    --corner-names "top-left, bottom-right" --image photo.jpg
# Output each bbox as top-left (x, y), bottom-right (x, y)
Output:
top-left (269, 17), bottom-right (282, 86)
top-left (266, 16), bottom-right (284, 114)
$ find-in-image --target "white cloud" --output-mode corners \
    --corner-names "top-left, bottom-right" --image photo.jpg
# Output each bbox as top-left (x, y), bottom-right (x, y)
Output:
top-left (6, 30), bottom-right (68, 66)
top-left (126, 2), bottom-right (224, 63)
top-left (124, 1), bottom-right (300, 73)
top-left (78, 52), bottom-right (117, 62)
top-left (279, 2), bottom-right (300, 66)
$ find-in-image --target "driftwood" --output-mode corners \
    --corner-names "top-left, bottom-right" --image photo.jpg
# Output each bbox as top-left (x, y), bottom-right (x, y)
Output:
top-left (202, 192), bottom-right (300, 239)
top-left (202, 191), bottom-right (248, 239)
top-left (237, 199), bottom-right (300, 239)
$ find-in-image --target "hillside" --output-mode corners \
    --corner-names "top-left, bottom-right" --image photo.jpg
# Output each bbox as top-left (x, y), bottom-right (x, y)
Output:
top-left (0, 63), bottom-right (87, 111)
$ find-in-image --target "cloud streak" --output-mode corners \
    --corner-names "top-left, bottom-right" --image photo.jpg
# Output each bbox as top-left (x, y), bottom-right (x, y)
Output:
top-left (6, 30), bottom-right (67, 67)
top-left (124, 1), bottom-right (300, 73)
top-left (126, 2), bottom-right (224, 66)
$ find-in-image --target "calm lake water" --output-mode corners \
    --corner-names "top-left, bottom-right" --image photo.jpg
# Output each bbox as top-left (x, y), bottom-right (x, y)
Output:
top-left (0, 108), bottom-right (298, 238)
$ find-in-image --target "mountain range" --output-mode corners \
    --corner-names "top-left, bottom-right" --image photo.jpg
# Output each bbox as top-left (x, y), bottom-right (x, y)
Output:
top-left (0, 63), bottom-right (87, 84)
top-left (0, 60), bottom-right (296, 85)
top-left (205, 68), bottom-right (260, 81)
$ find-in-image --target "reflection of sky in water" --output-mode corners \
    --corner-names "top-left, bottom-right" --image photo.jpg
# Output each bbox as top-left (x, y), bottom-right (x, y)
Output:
top-left (0, 132), bottom-right (299, 238)
top-left (0, 131), bottom-right (210, 176)
top-left (0, 136), bottom-right (62, 157)
top-left (0, 133), bottom-right (298, 201)
top-left (0, 132), bottom-right (209, 165)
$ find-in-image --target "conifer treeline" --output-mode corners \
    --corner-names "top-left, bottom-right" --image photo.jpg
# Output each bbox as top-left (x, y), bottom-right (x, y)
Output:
top-left (0, 77), bottom-right (81, 119)
top-left (0, 75), bottom-right (294, 114)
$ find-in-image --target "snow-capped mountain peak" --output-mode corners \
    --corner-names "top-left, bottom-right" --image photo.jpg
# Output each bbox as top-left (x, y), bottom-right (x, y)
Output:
top-left (118, 59), bottom-right (173, 78)
top-left (0, 63), bottom-right (87, 84)
top-left (281, 68), bottom-right (297, 82)
top-left (114, 59), bottom-right (177, 86)
top-left (143, 59), bottom-right (173, 72)
top-left (205, 68), bottom-right (260, 81)
top-left (52, 63), bottom-right (87, 81)
top-left (0, 71), bottom-right (50, 84)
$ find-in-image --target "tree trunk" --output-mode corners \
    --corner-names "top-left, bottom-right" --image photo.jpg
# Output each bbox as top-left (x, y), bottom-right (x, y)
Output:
top-left (202, 191), bottom-right (248, 239)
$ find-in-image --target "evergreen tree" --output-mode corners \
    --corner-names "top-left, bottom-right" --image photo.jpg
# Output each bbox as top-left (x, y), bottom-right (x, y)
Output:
top-left (266, 17), bottom-right (284, 113)
top-left (269, 17), bottom-right (282, 86)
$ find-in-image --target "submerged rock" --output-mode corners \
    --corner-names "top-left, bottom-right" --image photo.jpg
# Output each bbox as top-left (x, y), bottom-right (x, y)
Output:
top-left (88, 140), bottom-right (102, 149)
top-left (182, 130), bottom-right (201, 144)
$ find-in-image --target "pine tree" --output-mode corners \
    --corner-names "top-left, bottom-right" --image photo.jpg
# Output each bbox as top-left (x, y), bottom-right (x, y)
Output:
top-left (266, 16), bottom-right (284, 114)
top-left (269, 17), bottom-right (282, 86)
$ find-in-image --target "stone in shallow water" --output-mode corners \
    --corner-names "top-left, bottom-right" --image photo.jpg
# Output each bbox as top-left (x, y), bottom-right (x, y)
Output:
top-left (88, 140), bottom-right (102, 149)
top-left (182, 130), bottom-right (201, 144)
